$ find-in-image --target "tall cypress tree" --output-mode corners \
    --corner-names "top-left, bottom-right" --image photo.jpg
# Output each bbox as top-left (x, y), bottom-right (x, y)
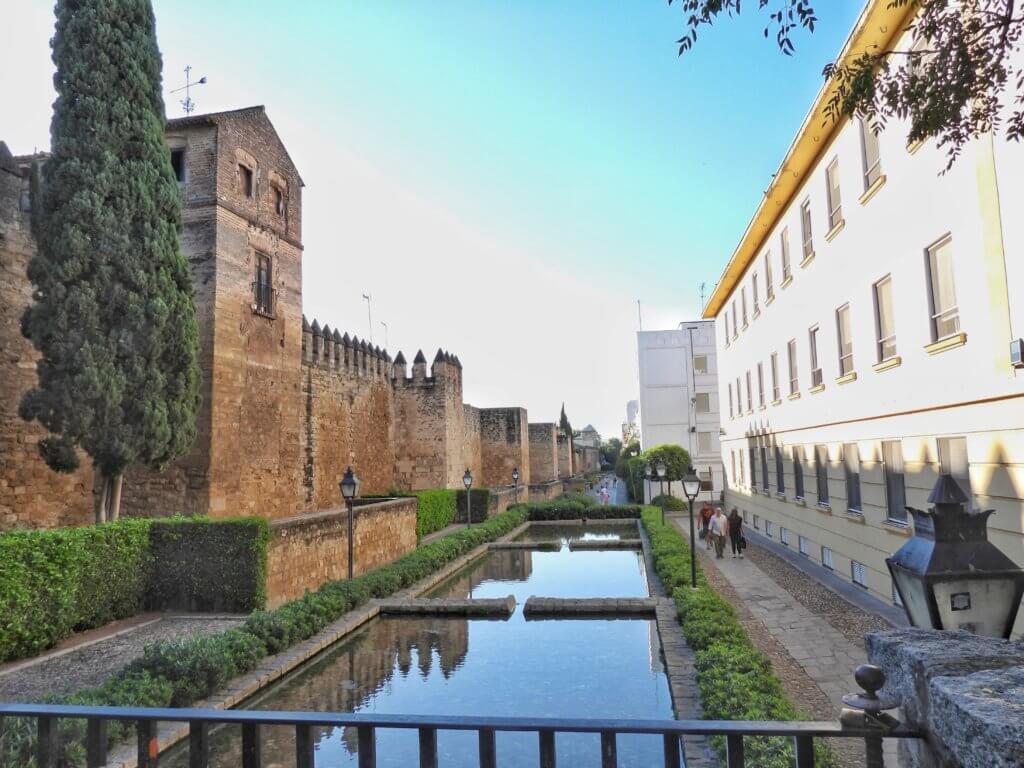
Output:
top-left (20, 0), bottom-right (200, 522)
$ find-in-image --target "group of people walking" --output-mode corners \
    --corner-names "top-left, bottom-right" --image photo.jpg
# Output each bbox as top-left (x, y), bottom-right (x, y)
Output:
top-left (699, 503), bottom-right (745, 559)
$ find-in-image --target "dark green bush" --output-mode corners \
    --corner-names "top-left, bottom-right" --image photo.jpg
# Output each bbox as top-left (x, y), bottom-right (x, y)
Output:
top-left (0, 520), bottom-right (152, 662)
top-left (456, 488), bottom-right (490, 523)
top-left (641, 508), bottom-right (834, 768)
top-left (651, 494), bottom-right (687, 511)
top-left (147, 517), bottom-right (270, 612)
top-left (527, 503), bottom-right (641, 521)
top-left (555, 492), bottom-right (596, 508)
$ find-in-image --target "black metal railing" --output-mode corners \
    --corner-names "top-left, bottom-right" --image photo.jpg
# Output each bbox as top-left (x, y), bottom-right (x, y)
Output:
top-left (0, 702), bottom-right (919, 768)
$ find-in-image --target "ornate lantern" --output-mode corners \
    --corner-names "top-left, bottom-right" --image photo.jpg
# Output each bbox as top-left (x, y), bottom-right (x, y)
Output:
top-left (887, 474), bottom-right (1024, 638)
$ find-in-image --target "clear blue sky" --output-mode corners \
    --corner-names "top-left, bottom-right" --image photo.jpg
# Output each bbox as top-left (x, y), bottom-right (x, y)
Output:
top-left (4, 1), bottom-right (862, 439)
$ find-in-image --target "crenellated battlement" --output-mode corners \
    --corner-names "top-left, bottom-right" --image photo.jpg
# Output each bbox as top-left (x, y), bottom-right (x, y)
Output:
top-left (301, 315), bottom-right (393, 381)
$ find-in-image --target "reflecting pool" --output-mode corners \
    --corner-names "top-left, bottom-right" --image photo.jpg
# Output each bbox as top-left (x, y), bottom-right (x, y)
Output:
top-left (164, 613), bottom-right (672, 768)
top-left (513, 522), bottom-right (639, 543)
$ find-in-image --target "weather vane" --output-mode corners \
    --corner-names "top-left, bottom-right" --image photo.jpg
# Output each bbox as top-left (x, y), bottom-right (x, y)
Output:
top-left (170, 65), bottom-right (208, 115)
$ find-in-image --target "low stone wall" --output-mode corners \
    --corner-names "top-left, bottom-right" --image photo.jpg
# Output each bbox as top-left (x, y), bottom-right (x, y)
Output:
top-left (866, 627), bottom-right (1024, 768)
top-left (528, 480), bottom-right (562, 501)
top-left (489, 485), bottom-right (521, 514)
top-left (266, 497), bottom-right (418, 607)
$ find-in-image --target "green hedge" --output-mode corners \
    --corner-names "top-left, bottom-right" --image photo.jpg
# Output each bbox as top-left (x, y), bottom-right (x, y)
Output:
top-left (0, 516), bottom-right (271, 663)
top-left (411, 490), bottom-right (457, 537)
top-left (641, 509), bottom-right (834, 768)
top-left (527, 502), bottom-right (641, 521)
top-left (651, 494), bottom-right (687, 511)
top-left (0, 520), bottom-right (152, 662)
top-left (0, 506), bottom-right (529, 768)
top-left (147, 518), bottom-right (270, 612)
top-left (456, 488), bottom-right (490, 523)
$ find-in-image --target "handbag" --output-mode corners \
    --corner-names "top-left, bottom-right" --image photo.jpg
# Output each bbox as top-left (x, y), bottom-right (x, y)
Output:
top-left (739, 535), bottom-right (747, 550)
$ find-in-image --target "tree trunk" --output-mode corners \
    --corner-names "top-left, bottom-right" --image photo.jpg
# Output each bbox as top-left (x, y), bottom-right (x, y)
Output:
top-left (107, 473), bottom-right (124, 521)
top-left (97, 474), bottom-right (109, 524)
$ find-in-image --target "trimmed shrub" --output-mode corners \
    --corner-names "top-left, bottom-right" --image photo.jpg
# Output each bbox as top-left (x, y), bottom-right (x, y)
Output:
top-left (651, 494), bottom-right (687, 511)
top-left (527, 503), bottom-right (641, 521)
top-left (0, 519), bottom-right (152, 662)
top-left (412, 490), bottom-right (457, 537)
top-left (456, 488), bottom-right (490, 523)
top-left (555, 492), bottom-right (597, 508)
top-left (147, 517), bottom-right (271, 612)
top-left (641, 508), bottom-right (834, 768)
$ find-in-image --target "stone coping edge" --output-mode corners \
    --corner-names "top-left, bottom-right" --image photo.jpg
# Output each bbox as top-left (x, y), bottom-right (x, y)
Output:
top-left (522, 597), bottom-right (657, 617)
top-left (269, 497), bottom-right (415, 530)
top-left (527, 517), bottom-right (638, 526)
top-left (567, 539), bottom-right (641, 550)
top-left (103, 520), bottom-right (532, 767)
top-left (489, 541), bottom-right (560, 551)
top-left (378, 596), bottom-right (516, 618)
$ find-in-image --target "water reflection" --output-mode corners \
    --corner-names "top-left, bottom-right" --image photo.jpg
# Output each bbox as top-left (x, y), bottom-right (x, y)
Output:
top-left (164, 613), bottom-right (673, 768)
top-left (514, 523), bottom-right (639, 543)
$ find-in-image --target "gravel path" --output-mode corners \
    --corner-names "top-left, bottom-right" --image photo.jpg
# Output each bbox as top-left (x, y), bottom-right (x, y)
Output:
top-left (0, 617), bottom-right (244, 702)
top-left (742, 542), bottom-right (893, 647)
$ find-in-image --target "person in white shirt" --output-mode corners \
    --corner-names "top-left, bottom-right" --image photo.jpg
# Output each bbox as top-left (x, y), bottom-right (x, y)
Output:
top-left (710, 508), bottom-right (729, 559)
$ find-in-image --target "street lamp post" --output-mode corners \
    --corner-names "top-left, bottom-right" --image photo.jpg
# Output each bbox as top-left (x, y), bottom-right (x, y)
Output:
top-left (655, 460), bottom-right (667, 525)
top-left (512, 467), bottom-right (520, 505)
top-left (339, 466), bottom-right (361, 579)
top-left (683, 466), bottom-right (701, 589)
top-left (644, 463), bottom-right (653, 506)
top-left (463, 468), bottom-right (474, 528)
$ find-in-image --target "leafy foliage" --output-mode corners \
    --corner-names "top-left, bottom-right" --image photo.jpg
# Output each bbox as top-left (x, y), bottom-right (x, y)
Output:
top-left (639, 444), bottom-right (692, 481)
top-left (614, 440), bottom-right (641, 479)
top-left (527, 500), bottom-right (641, 520)
top-left (669, 0), bottom-right (1024, 169)
top-left (411, 490), bottom-right (458, 537)
top-left (642, 508), bottom-right (834, 768)
top-left (147, 517), bottom-right (271, 612)
top-left (19, 0), bottom-right (200, 494)
top-left (0, 517), bottom-right (271, 662)
top-left (559, 402), bottom-right (573, 438)
top-left (652, 494), bottom-right (688, 511)
top-left (599, 438), bottom-right (623, 467)
top-left (0, 507), bottom-right (529, 768)
top-left (456, 488), bottom-right (491, 523)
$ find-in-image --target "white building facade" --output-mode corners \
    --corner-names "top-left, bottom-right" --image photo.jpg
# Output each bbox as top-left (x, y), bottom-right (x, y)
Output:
top-left (707, 0), bottom-right (1024, 625)
top-left (637, 322), bottom-right (723, 498)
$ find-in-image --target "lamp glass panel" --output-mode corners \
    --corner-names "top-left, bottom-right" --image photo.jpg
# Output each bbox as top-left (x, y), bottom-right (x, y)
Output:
top-left (933, 578), bottom-right (1018, 638)
top-left (683, 479), bottom-right (700, 498)
top-left (892, 569), bottom-right (932, 629)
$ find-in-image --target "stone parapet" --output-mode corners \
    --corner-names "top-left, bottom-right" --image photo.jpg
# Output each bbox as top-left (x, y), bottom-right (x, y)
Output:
top-left (866, 627), bottom-right (1024, 768)
top-left (527, 480), bottom-right (562, 501)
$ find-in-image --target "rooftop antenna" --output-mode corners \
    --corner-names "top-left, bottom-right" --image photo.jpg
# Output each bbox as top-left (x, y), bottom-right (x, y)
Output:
top-left (362, 293), bottom-right (373, 344)
top-left (170, 65), bottom-right (207, 115)
top-left (380, 320), bottom-right (389, 351)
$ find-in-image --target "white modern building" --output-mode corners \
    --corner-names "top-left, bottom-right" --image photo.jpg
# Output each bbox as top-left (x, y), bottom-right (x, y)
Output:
top-left (636, 322), bottom-right (723, 497)
top-left (706, 0), bottom-right (1024, 630)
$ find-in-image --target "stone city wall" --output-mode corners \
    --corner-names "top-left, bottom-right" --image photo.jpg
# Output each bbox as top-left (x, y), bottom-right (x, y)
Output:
top-left (479, 407), bottom-right (530, 488)
top-left (266, 496), bottom-right (417, 607)
top-left (528, 423), bottom-right (558, 483)
top-left (528, 480), bottom-right (562, 502)
top-left (556, 431), bottom-right (574, 478)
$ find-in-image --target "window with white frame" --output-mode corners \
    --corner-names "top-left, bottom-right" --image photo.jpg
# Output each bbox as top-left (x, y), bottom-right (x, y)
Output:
top-left (731, 452), bottom-right (737, 486)
top-left (697, 431), bottom-right (713, 453)
top-left (770, 352), bottom-right (780, 401)
top-left (781, 227), bottom-right (792, 279)
top-left (938, 436), bottom-right (973, 506)
top-left (743, 509), bottom-right (749, 523)
top-left (843, 443), bottom-right (862, 513)
top-left (822, 546), bottom-right (834, 570)
top-left (741, 287), bottom-right (749, 326)
top-left (695, 392), bottom-right (710, 413)
top-left (925, 235), bottom-right (959, 341)
top-left (873, 274), bottom-right (897, 362)
top-left (882, 440), bottom-right (907, 523)
top-left (809, 326), bottom-right (822, 387)
top-left (736, 376), bottom-right (742, 412)
top-left (752, 272), bottom-right (760, 314)
top-left (732, 301), bottom-right (738, 337)
top-left (815, 444), bottom-right (829, 506)
top-left (749, 446), bottom-right (758, 489)
top-left (760, 446), bottom-right (769, 492)
top-left (693, 355), bottom-right (708, 374)
top-left (765, 520), bottom-right (774, 538)
top-left (826, 157), bottom-right (843, 230)
top-left (836, 303), bottom-right (854, 376)
top-left (788, 339), bottom-right (799, 394)
top-left (800, 199), bottom-right (813, 258)
top-left (798, 535), bottom-right (810, 555)
top-left (851, 560), bottom-right (868, 589)
top-left (793, 445), bottom-right (805, 500)
top-left (745, 371), bottom-right (752, 412)
top-left (780, 527), bottom-right (791, 546)
top-left (753, 514), bottom-right (760, 530)
top-left (774, 446), bottom-right (785, 494)
top-left (700, 469), bottom-right (713, 491)
top-left (728, 382), bottom-right (734, 418)
top-left (724, 315), bottom-right (730, 346)
top-left (765, 252), bottom-right (774, 299)
top-left (860, 118), bottom-right (882, 190)
top-left (757, 362), bottom-right (765, 407)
